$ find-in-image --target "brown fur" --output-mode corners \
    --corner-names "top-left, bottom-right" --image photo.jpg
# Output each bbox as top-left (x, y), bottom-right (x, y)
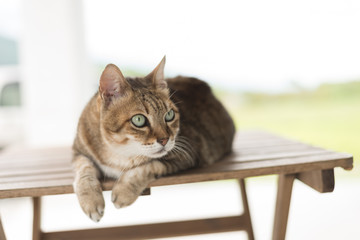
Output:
top-left (72, 57), bottom-right (235, 222)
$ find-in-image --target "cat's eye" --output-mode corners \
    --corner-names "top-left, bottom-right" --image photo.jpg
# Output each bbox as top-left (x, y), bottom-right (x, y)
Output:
top-left (131, 114), bottom-right (146, 127)
top-left (165, 109), bottom-right (175, 122)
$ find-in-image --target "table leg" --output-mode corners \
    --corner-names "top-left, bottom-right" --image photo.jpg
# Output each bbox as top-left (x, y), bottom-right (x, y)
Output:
top-left (0, 217), bottom-right (6, 240)
top-left (272, 174), bottom-right (295, 240)
top-left (33, 197), bottom-right (42, 240)
top-left (239, 179), bottom-right (255, 240)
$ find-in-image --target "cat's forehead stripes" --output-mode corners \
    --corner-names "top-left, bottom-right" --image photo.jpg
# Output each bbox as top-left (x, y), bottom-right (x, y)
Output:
top-left (142, 93), bottom-right (167, 113)
top-left (140, 94), bottom-right (150, 114)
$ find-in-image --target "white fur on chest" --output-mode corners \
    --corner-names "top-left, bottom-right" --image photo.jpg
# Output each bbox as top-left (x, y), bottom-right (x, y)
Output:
top-left (98, 163), bottom-right (123, 179)
top-left (98, 137), bottom-right (142, 179)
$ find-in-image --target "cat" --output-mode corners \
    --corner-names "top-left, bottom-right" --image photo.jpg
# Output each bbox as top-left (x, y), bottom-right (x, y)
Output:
top-left (72, 56), bottom-right (235, 222)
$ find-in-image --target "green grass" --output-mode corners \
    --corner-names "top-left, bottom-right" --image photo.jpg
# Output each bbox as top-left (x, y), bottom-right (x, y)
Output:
top-left (215, 81), bottom-right (360, 178)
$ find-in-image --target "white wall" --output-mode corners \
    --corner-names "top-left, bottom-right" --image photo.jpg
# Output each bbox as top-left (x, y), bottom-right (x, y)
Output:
top-left (20, 0), bottom-right (93, 146)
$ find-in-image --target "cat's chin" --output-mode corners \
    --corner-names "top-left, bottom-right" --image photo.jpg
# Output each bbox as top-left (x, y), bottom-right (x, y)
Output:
top-left (148, 149), bottom-right (170, 159)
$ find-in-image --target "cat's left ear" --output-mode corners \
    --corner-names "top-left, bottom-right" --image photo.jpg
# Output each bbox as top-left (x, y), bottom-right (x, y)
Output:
top-left (99, 64), bottom-right (131, 101)
top-left (147, 56), bottom-right (167, 89)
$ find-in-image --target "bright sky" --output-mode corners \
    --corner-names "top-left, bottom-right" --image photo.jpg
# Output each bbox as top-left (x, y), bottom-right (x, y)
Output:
top-left (1, 0), bottom-right (360, 92)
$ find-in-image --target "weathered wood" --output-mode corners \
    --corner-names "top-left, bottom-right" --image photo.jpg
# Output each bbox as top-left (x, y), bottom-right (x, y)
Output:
top-left (272, 174), bottom-right (295, 240)
top-left (141, 188), bottom-right (151, 196)
top-left (0, 182), bottom-right (150, 199)
top-left (32, 197), bottom-right (42, 240)
top-left (234, 144), bottom-right (323, 155)
top-left (0, 167), bottom-right (72, 178)
top-left (149, 153), bottom-right (352, 188)
top-left (0, 172), bottom-right (74, 184)
top-left (239, 179), bottom-right (254, 240)
top-left (0, 131), bottom-right (354, 240)
top-left (0, 217), bottom-right (6, 240)
top-left (42, 216), bottom-right (248, 240)
top-left (296, 169), bottom-right (335, 193)
top-left (0, 133), bottom-right (353, 199)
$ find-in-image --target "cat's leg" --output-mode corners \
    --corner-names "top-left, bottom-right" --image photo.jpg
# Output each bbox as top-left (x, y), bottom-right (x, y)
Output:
top-left (112, 155), bottom-right (196, 208)
top-left (72, 154), bottom-right (105, 222)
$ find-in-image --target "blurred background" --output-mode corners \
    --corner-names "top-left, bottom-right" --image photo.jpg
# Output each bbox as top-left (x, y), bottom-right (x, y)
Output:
top-left (0, 0), bottom-right (359, 239)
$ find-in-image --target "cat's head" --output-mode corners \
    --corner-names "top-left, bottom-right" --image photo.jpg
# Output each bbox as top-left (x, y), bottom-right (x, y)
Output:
top-left (97, 56), bottom-right (179, 160)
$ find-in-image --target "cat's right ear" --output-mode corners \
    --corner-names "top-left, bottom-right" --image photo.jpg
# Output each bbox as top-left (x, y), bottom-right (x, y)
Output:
top-left (99, 64), bottom-right (130, 101)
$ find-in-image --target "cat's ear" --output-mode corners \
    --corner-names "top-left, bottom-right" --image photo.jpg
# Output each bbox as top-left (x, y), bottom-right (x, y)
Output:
top-left (147, 56), bottom-right (167, 89)
top-left (99, 64), bottom-right (130, 101)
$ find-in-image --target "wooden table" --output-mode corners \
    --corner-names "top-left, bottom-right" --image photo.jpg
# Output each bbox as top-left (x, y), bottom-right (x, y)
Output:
top-left (0, 131), bottom-right (353, 240)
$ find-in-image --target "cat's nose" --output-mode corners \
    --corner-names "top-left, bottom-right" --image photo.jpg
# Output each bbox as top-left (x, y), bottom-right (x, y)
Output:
top-left (157, 138), bottom-right (169, 146)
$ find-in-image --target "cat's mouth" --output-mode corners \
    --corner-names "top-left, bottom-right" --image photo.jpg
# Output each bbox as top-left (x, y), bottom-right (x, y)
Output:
top-left (145, 140), bottom-right (175, 158)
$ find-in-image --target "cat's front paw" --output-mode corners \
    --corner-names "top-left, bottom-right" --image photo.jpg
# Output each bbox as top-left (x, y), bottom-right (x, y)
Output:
top-left (75, 182), bottom-right (105, 222)
top-left (111, 182), bottom-right (142, 209)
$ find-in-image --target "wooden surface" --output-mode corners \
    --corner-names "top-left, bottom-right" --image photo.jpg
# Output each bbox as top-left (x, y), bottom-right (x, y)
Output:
top-left (41, 215), bottom-right (248, 240)
top-left (0, 217), bottom-right (6, 240)
top-left (0, 131), bottom-right (353, 199)
top-left (296, 169), bottom-right (335, 193)
top-left (40, 179), bottom-right (252, 240)
top-left (0, 179), bottom-right (252, 240)
top-left (238, 179), bottom-right (254, 240)
top-left (272, 174), bottom-right (295, 240)
top-left (32, 197), bottom-right (42, 240)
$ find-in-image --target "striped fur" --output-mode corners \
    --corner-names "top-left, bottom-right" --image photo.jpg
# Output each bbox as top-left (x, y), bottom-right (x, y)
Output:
top-left (72, 57), bottom-right (235, 222)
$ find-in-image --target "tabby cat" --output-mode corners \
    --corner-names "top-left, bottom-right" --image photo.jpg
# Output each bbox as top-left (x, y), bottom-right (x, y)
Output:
top-left (72, 56), bottom-right (235, 222)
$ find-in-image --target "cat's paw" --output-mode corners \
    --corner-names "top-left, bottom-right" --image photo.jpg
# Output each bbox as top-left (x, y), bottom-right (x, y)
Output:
top-left (75, 183), bottom-right (105, 222)
top-left (111, 183), bottom-right (141, 209)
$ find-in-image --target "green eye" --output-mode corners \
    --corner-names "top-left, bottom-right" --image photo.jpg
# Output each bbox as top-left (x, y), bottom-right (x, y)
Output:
top-left (165, 109), bottom-right (175, 122)
top-left (131, 114), bottom-right (146, 127)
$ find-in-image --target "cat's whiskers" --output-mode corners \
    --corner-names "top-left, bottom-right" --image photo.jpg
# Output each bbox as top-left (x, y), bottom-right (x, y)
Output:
top-left (168, 90), bottom-right (178, 101)
top-left (172, 101), bottom-right (183, 106)
top-left (169, 136), bottom-right (196, 161)
top-left (170, 147), bottom-right (182, 160)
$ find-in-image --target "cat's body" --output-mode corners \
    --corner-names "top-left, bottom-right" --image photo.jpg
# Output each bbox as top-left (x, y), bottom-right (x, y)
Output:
top-left (72, 57), bottom-right (235, 222)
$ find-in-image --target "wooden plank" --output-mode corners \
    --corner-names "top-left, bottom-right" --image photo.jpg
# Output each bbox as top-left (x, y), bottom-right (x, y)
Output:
top-left (0, 180), bottom-right (150, 199)
top-left (0, 217), bottom-right (6, 240)
top-left (0, 180), bottom-right (75, 198)
top-left (0, 157), bottom-right (69, 167)
top-left (0, 167), bottom-right (72, 178)
top-left (213, 152), bottom-right (353, 170)
top-left (32, 197), bottom-right (42, 240)
top-left (42, 216), bottom-right (247, 240)
top-left (150, 153), bottom-right (352, 187)
top-left (234, 144), bottom-right (321, 155)
top-left (0, 172), bottom-right (74, 184)
top-left (0, 146), bottom-right (70, 158)
top-left (228, 149), bottom-right (329, 163)
top-left (296, 169), bottom-right (335, 193)
top-left (272, 174), bottom-right (295, 240)
top-left (238, 179), bottom-right (254, 240)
